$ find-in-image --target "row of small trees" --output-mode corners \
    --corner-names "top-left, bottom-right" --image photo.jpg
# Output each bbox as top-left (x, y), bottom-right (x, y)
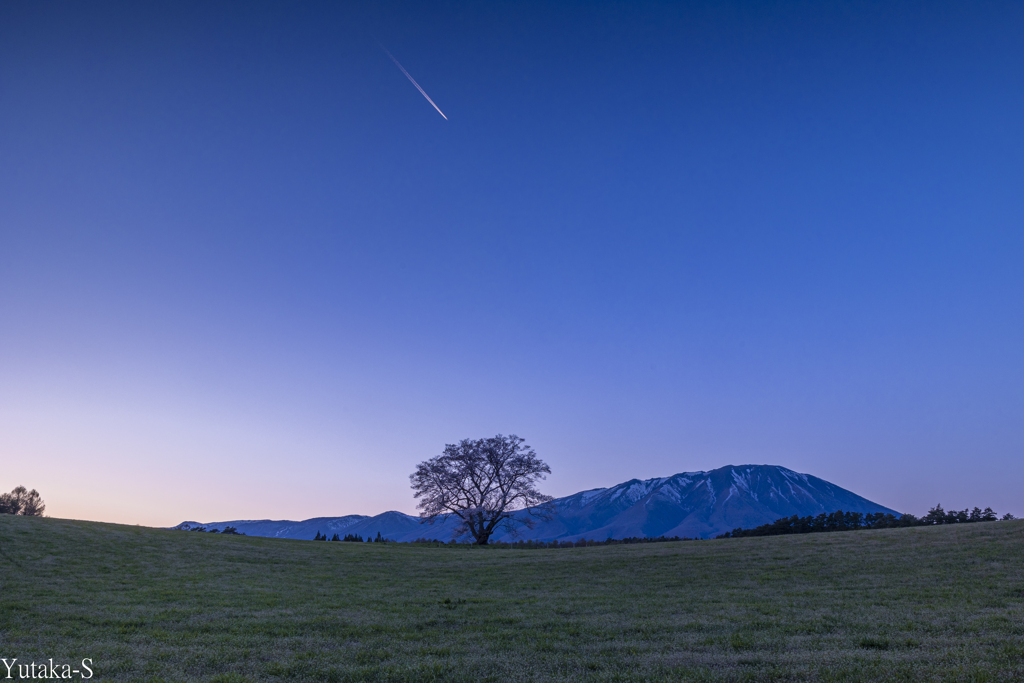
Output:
top-left (0, 486), bottom-right (45, 516)
top-left (314, 531), bottom-right (388, 542)
top-left (718, 505), bottom-right (1016, 539)
top-left (176, 524), bottom-right (244, 534)
top-left (408, 535), bottom-right (694, 549)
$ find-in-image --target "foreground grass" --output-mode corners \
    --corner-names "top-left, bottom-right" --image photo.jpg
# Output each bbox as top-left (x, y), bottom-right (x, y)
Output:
top-left (1, 516), bottom-right (1022, 682)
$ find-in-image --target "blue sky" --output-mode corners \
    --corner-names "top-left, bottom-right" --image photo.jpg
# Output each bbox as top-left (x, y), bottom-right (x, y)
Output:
top-left (1, 1), bottom-right (1021, 526)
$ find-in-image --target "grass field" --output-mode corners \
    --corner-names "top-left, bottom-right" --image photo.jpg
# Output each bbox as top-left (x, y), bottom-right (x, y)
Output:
top-left (1, 515), bottom-right (1022, 682)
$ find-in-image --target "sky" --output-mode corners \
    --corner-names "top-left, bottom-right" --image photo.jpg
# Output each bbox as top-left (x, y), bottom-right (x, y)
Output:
top-left (1, 1), bottom-right (1021, 527)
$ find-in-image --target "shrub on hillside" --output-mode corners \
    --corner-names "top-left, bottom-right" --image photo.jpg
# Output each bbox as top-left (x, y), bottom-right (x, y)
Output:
top-left (0, 486), bottom-right (45, 516)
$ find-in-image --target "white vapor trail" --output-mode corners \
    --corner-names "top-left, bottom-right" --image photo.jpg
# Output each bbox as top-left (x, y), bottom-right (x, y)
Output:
top-left (381, 46), bottom-right (448, 120)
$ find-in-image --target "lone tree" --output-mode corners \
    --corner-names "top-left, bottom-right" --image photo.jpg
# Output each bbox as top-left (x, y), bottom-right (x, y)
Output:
top-left (410, 434), bottom-right (553, 545)
top-left (0, 486), bottom-right (45, 516)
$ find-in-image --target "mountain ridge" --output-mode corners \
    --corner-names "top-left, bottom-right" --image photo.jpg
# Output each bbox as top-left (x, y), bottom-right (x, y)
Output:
top-left (172, 464), bottom-right (898, 541)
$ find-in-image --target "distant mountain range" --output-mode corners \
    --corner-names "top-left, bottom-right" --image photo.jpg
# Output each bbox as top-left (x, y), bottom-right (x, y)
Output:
top-left (172, 465), bottom-right (899, 541)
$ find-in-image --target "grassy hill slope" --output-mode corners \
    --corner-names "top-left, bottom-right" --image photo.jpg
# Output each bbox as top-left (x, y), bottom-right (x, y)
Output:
top-left (1, 515), bottom-right (1022, 682)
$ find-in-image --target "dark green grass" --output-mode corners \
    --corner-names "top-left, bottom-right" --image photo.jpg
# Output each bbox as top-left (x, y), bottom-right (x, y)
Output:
top-left (1, 515), bottom-right (1023, 682)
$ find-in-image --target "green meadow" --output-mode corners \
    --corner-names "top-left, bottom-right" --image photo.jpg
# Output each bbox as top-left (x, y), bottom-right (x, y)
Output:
top-left (1, 514), bottom-right (1022, 682)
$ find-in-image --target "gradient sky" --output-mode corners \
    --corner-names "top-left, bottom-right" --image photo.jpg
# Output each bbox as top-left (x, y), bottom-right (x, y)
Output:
top-left (2, 1), bottom-right (1022, 527)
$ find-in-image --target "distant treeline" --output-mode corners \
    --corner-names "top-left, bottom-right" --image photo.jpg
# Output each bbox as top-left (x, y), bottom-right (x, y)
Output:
top-left (175, 526), bottom-right (688, 546)
top-left (405, 535), bottom-right (693, 549)
top-left (177, 524), bottom-right (245, 535)
top-left (314, 531), bottom-right (389, 542)
top-left (718, 505), bottom-right (1016, 539)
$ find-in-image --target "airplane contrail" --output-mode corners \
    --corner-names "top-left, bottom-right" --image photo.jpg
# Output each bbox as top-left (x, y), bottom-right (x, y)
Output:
top-left (381, 45), bottom-right (448, 120)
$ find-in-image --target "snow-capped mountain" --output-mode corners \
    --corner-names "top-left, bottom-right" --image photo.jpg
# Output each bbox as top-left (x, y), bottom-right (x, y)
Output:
top-left (508, 464), bottom-right (898, 540)
top-left (172, 465), bottom-right (898, 541)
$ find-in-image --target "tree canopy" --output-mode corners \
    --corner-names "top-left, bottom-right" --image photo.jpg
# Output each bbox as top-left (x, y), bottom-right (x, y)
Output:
top-left (0, 486), bottom-right (45, 516)
top-left (410, 434), bottom-right (553, 545)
